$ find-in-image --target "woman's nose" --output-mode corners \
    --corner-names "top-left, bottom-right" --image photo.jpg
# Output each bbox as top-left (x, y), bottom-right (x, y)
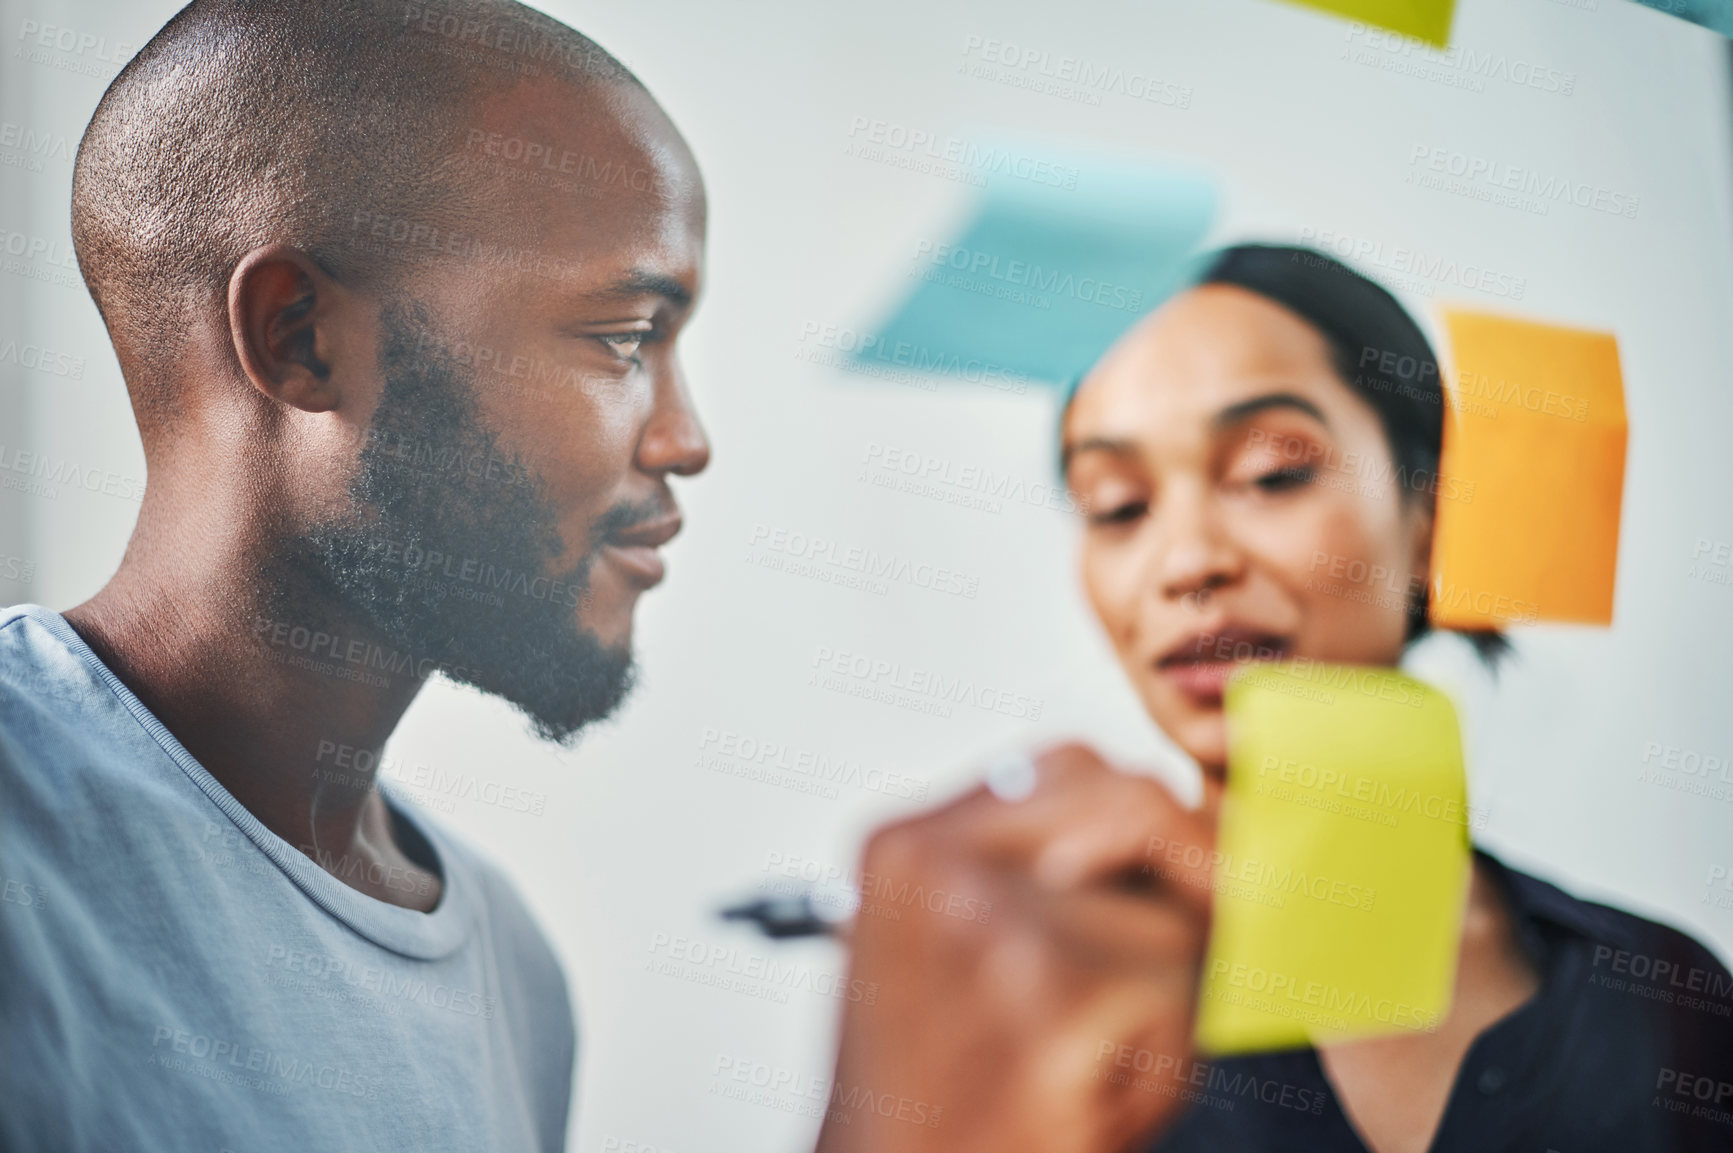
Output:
top-left (1151, 488), bottom-right (1243, 603)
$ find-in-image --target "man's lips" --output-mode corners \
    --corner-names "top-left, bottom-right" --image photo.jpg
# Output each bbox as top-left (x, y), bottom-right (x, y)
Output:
top-left (1155, 627), bottom-right (1291, 706)
top-left (601, 515), bottom-right (682, 589)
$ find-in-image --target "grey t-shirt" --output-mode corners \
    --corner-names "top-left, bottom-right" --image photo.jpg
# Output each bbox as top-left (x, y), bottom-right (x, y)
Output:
top-left (0, 605), bottom-right (575, 1151)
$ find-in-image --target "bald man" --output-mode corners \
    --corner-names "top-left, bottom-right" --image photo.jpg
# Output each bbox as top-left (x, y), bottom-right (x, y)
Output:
top-left (0, 1), bottom-right (705, 1148)
top-left (0, 1), bottom-right (1216, 1150)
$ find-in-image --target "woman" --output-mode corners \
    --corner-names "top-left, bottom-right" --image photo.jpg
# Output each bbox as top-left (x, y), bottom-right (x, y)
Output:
top-left (1059, 245), bottom-right (1732, 1153)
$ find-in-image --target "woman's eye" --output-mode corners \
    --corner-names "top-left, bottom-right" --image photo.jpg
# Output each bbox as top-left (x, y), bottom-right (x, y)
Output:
top-left (597, 333), bottom-right (646, 361)
top-left (1089, 500), bottom-right (1148, 526)
top-left (1254, 465), bottom-right (1314, 492)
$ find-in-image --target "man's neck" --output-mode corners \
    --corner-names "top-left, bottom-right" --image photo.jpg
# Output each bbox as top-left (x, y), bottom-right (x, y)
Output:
top-left (63, 537), bottom-right (443, 911)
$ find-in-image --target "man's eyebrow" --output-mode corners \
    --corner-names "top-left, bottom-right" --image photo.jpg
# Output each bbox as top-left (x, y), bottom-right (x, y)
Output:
top-left (589, 269), bottom-right (694, 309)
top-left (1212, 392), bottom-right (1329, 431)
top-left (1060, 436), bottom-right (1138, 474)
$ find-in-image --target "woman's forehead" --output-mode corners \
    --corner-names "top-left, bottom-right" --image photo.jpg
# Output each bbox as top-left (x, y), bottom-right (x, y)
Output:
top-left (1117, 285), bottom-right (1337, 383)
top-left (1068, 286), bottom-right (1347, 439)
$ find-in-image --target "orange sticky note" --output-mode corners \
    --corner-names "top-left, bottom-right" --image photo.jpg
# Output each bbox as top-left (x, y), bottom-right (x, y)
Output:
top-left (1430, 310), bottom-right (1626, 628)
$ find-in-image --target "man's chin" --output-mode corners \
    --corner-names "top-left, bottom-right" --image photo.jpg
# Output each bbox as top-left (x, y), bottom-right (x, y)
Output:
top-left (440, 634), bottom-right (637, 747)
top-left (572, 604), bottom-right (639, 657)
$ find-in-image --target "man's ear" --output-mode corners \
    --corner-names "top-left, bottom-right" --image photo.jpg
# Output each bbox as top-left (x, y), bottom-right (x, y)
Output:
top-left (227, 245), bottom-right (348, 413)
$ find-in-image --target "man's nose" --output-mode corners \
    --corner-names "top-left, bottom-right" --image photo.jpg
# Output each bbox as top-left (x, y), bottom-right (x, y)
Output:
top-left (637, 360), bottom-right (710, 477)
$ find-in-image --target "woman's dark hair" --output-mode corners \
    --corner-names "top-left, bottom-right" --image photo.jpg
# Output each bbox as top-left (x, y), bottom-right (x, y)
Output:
top-left (1069, 242), bottom-right (1508, 666)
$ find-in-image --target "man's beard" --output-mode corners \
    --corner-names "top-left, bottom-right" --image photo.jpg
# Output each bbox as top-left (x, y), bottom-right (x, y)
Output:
top-left (272, 298), bottom-right (636, 745)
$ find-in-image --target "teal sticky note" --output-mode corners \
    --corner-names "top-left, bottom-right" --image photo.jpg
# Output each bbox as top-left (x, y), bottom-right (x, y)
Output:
top-left (1629, 0), bottom-right (1733, 37)
top-left (852, 140), bottom-right (1216, 387)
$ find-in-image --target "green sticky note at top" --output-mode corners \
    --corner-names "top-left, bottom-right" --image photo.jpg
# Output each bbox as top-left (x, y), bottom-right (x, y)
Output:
top-left (1196, 663), bottom-right (1472, 1055)
top-left (853, 141), bottom-right (1216, 387)
top-left (1279, 0), bottom-right (1456, 47)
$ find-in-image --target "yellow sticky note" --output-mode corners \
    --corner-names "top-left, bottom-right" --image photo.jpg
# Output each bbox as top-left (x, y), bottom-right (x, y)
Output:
top-left (1277, 0), bottom-right (1456, 48)
top-left (1431, 310), bottom-right (1627, 628)
top-left (1196, 663), bottom-right (1471, 1055)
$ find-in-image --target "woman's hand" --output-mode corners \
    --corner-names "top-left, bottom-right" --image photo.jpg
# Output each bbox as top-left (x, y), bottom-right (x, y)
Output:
top-left (816, 743), bottom-right (1216, 1153)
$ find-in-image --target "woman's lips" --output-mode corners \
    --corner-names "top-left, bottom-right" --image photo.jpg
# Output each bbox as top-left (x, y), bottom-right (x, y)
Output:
top-left (1155, 629), bottom-right (1291, 707)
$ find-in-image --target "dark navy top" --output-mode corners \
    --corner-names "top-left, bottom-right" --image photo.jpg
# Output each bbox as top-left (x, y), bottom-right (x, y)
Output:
top-left (1150, 852), bottom-right (1733, 1153)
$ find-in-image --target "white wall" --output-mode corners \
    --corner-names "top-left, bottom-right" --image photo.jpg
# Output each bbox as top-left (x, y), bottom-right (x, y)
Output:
top-left (5, 1), bottom-right (1732, 1150)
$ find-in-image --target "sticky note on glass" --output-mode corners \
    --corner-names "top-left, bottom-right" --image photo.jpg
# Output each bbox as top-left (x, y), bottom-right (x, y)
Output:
top-left (1278, 0), bottom-right (1456, 47)
top-left (1629, 0), bottom-right (1733, 38)
top-left (855, 141), bottom-right (1215, 387)
top-left (1430, 310), bottom-right (1627, 628)
top-left (1196, 664), bottom-right (1471, 1055)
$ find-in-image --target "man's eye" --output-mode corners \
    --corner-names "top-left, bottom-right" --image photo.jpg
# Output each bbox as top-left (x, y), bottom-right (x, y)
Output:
top-left (1089, 501), bottom-right (1148, 526)
top-left (1255, 466), bottom-right (1314, 492)
top-left (597, 333), bottom-right (646, 360)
